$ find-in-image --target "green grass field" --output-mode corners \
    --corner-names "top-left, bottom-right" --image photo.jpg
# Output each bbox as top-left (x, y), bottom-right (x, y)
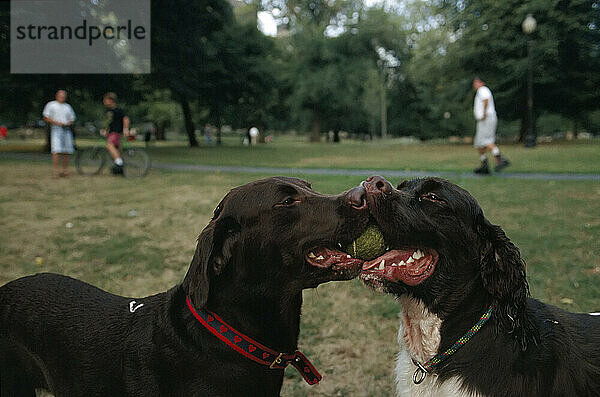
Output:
top-left (146, 138), bottom-right (600, 174)
top-left (1, 141), bottom-right (599, 396)
top-left (2, 135), bottom-right (600, 174)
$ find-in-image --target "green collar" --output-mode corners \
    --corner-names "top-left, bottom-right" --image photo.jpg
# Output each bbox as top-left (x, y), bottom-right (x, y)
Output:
top-left (412, 305), bottom-right (494, 384)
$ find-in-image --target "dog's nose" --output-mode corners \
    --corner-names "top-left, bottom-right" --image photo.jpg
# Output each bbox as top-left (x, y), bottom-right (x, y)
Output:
top-left (363, 175), bottom-right (392, 195)
top-left (345, 186), bottom-right (368, 210)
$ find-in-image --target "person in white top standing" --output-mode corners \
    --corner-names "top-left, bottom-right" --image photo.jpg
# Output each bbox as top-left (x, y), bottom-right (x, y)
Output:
top-left (43, 90), bottom-right (76, 178)
top-left (472, 77), bottom-right (510, 174)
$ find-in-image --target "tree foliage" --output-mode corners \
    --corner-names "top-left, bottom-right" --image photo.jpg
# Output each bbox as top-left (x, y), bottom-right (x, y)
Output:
top-left (271, 1), bottom-right (411, 140)
top-left (1, 0), bottom-right (598, 144)
top-left (406, 0), bottom-right (600, 137)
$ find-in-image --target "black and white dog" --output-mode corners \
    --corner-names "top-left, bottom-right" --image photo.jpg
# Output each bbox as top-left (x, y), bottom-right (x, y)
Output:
top-left (355, 176), bottom-right (600, 396)
top-left (0, 177), bottom-right (370, 397)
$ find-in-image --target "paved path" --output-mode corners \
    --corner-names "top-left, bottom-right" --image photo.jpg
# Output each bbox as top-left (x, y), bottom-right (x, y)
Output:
top-left (2, 152), bottom-right (599, 181)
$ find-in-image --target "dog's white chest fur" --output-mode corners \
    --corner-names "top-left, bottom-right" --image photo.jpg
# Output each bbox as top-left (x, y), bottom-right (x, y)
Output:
top-left (394, 296), bottom-right (481, 397)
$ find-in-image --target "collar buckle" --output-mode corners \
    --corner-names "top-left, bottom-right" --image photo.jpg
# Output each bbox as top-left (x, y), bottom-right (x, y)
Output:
top-left (269, 353), bottom-right (284, 369)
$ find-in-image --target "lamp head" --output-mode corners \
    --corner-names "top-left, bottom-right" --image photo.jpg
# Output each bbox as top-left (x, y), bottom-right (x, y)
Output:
top-left (522, 14), bottom-right (537, 35)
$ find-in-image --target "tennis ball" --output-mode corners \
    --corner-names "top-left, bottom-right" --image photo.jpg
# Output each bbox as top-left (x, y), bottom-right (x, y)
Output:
top-left (344, 225), bottom-right (386, 260)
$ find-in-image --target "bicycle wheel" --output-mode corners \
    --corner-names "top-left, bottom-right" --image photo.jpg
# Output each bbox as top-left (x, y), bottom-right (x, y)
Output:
top-left (75, 147), bottom-right (106, 175)
top-left (122, 148), bottom-right (150, 177)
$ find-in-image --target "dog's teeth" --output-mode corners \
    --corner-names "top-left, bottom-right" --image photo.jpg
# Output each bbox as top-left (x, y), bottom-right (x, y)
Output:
top-left (316, 255), bottom-right (324, 260)
top-left (406, 257), bottom-right (414, 264)
top-left (337, 242), bottom-right (343, 248)
top-left (308, 252), bottom-right (316, 258)
top-left (377, 260), bottom-right (385, 270)
top-left (391, 262), bottom-right (398, 267)
top-left (399, 260), bottom-right (406, 267)
top-left (346, 255), bottom-right (352, 258)
top-left (386, 246), bottom-right (390, 251)
top-left (413, 249), bottom-right (424, 259)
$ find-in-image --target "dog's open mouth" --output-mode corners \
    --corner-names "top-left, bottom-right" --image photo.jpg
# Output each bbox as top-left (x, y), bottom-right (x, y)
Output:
top-left (305, 247), bottom-right (364, 271)
top-left (360, 248), bottom-right (438, 286)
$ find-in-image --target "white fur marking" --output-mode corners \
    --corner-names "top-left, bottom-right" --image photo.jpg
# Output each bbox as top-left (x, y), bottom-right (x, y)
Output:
top-left (394, 296), bottom-right (481, 397)
top-left (129, 300), bottom-right (144, 313)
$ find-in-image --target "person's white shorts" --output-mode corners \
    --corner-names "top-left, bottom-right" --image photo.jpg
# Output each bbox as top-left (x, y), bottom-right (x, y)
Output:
top-left (474, 114), bottom-right (497, 148)
top-left (50, 126), bottom-right (74, 154)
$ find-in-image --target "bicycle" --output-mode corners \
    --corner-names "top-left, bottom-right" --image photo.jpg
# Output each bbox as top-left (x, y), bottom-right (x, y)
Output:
top-left (75, 133), bottom-right (151, 177)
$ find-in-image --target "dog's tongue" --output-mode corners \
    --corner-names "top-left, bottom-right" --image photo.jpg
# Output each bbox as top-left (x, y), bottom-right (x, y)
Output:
top-left (361, 248), bottom-right (438, 286)
top-left (306, 247), bottom-right (364, 269)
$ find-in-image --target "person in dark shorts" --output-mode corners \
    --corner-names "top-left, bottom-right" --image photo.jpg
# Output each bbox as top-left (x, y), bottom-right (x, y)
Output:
top-left (100, 92), bottom-right (130, 175)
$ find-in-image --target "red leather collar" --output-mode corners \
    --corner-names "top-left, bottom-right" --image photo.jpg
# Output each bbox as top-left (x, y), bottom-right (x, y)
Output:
top-left (186, 296), bottom-right (322, 385)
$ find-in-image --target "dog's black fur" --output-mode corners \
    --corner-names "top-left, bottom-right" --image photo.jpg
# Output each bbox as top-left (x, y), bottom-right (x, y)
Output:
top-left (0, 177), bottom-right (369, 397)
top-left (362, 176), bottom-right (600, 396)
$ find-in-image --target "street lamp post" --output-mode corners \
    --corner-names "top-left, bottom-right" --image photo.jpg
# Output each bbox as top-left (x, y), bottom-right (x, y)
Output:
top-left (522, 14), bottom-right (537, 148)
top-left (378, 59), bottom-right (388, 140)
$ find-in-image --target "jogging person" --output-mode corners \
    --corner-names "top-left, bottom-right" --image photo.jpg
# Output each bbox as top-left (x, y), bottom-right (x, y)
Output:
top-left (100, 92), bottom-right (130, 175)
top-left (43, 90), bottom-right (76, 178)
top-left (472, 77), bottom-right (510, 174)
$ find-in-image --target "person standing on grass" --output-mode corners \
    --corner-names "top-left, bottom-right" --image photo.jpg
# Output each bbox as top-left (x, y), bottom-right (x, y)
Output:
top-left (472, 77), bottom-right (510, 174)
top-left (43, 90), bottom-right (76, 178)
top-left (100, 92), bottom-right (130, 175)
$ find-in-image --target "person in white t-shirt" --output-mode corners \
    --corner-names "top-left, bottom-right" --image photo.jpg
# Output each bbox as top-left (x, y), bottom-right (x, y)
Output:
top-left (43, 90), bottom-right (76, 178)
top-left (472, 78), bottom-right (510, 174)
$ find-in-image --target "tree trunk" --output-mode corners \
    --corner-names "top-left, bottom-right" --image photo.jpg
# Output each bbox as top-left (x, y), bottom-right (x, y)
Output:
top-left (179, 96), bottom-right (198, 147)
top-left (155, 123), bottom-right (166, 140)
top-left (310, 110), bottom-right (321, 142)
top-left (381, 73), bottom-right (387, 139)
top-left (258, 123), bottom-right (266, 143)
top-left (518, 107), bottom-right (527, 143)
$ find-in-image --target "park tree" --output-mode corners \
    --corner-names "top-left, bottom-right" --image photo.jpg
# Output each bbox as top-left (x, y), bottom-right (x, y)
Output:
top-left (354, 7), bottom-right (413, 138)
top-left (410, 0), bottom-right (600, 139)
top-left (129, 89), bottom-right (183, 140)
top-left (272, 0), bottom-right (364, 141)
top-left (543, 0), bottom-right (600, 132)
top-left (152, 0), bottom-right (279, 146)
top-left (151, 0), bottom-right (234, 147)
top-left (215, 5), bottom-right (280, 141)
top-left (269, 1), bottom-right (410, 141)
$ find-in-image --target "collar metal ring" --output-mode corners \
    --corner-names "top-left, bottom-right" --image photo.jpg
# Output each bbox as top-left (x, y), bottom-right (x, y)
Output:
top-left (412, 359), bottom-right (429, 385)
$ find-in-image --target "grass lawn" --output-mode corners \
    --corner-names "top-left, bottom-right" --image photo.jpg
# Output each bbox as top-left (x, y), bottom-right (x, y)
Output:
top-left (2, 135), bottom-right (599, 174)
top-left (1, 156), bottom-right (599, 396)
top-left (145, 138), bottom-right (600, 174)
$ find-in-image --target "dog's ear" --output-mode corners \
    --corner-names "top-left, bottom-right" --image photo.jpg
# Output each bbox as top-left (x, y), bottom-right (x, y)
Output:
top-left (183, 217), bottom-right (240, 308)
top-left (479, 218), bottom-right (538, 350)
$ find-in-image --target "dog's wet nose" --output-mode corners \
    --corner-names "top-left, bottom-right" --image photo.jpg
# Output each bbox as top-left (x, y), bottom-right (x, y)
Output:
top-left (363, 175), bottom-right (392, 195)
top-left (345, 186), bottom-right (368, 210)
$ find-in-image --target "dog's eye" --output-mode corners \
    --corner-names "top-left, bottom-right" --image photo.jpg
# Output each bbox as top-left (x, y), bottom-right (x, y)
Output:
top-left (419, 193), bottom-right (444, 203)
top-left (275, 197), bottom-right (299, 207)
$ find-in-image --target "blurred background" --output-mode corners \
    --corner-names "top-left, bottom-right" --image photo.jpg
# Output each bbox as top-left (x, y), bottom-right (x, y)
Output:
top-left (0, 0), bottom-right (598, 144)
